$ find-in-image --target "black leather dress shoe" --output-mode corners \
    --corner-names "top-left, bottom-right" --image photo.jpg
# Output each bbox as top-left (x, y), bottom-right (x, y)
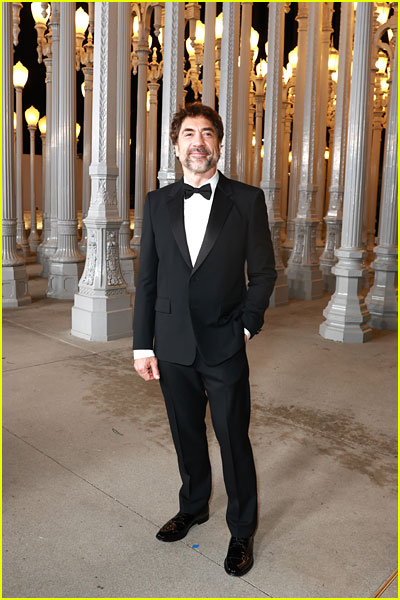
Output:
top-left (156, 510), bottom-right (209, 542)
top-left (224, 535), bottom-right (254, 576)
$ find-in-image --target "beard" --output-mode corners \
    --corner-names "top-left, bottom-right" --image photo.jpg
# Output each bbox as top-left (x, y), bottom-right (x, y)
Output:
top-left (181, 146), bottom-right (220, 174)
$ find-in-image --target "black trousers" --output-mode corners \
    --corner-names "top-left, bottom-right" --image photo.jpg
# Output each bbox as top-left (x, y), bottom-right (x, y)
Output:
top-left (158, 348), bottom-right (257, 538)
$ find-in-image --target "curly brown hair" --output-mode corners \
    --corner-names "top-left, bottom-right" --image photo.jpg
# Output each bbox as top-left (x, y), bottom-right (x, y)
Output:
top-left (170, 103), bottom-right (224, 145)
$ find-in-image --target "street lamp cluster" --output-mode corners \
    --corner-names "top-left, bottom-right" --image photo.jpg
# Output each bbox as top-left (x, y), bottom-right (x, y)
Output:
top-left (5, 1), bottom-right (397, 338)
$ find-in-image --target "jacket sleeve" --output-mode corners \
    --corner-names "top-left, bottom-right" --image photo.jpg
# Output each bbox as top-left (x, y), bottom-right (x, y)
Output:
top-left (133, 194), bottom-right (158, 350)
top-left (242, 189), bottom-right (277, 337)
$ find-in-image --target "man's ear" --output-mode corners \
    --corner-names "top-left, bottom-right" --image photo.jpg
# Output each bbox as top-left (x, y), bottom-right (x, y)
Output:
top-left (174, 144), bottom-right (180, 159)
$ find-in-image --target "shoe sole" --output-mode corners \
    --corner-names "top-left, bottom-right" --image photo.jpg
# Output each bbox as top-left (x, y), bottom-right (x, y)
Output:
top-left (224, 555), bottom-right (254, 577)
top-left (156, 513), bottom-right (209, 542)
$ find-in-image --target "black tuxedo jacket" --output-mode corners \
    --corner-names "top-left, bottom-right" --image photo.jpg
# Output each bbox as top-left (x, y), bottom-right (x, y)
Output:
top-left (133, 171), bottom-right (277, 366)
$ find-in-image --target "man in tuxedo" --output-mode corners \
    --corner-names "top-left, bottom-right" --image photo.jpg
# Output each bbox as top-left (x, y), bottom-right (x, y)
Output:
top-left (133, 103), bottom-right (276, 576)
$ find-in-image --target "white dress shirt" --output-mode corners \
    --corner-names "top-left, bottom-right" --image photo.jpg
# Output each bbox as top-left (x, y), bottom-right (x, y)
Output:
top-left (134, 171), bottom-right (249, 360)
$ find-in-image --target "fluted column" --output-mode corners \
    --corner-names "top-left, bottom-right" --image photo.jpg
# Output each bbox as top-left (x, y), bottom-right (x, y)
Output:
top-left (147, 81), bottom-right (160, 193)
top-left (131, 27), bottom-right (150, 255)
top-left (286, 3), bottom-right (323, 300)
top-left (2, 2), bottom-right (30, 306)
top-left (365, 92), bottom-right (384, 260)
top-left (236, 3), bottom-right (252, 183)
top-left (252, 75), bottom-right (265, 187)
top-left (315, 3), bottom-right (333, 249)
top-left (27, 125), bottom-right (40, 252)
top-left (366, 38), bottom-right (398, 330)
top-left (218, 2), bottom-right (240, 179)
top-left (320, 3), bottom-right (353, 292)
top-left (15, 86), bottom-right (30, 257)
top-left (45, 3), bottom-right (60, 271)
top-left (280, 97), bottom-right (293, 231)
top-left (72, 2), bottom-right (132, 342)
top-left (37, 57), bottom-right (52, 270)
top-left (78, 68), bottom-right (93, 254)
top-left (202, 2), bottom-right (216, 108)
top-left (260, 2), bottom-right (288, 307)
top-left (158, 2), bottom-right (185, 189)
top-left (47, 2), bottom-right (84, 299)
top-left (283, 3), bottom-right (308, 255)
top-left (116, 2), bottom-right (135, 293)
top-left (320, 3), bottom-right (374, 343)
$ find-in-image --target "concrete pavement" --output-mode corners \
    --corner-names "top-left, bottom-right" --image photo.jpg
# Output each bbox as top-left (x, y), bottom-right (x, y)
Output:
top-left (2, 264), bottom-right (397, 598)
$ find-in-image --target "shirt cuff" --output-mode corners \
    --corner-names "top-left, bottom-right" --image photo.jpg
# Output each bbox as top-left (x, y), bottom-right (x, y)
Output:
top-left (244, 328), bottom-right (250, 341)
top-left (133, 349), bottom-right (155, 359)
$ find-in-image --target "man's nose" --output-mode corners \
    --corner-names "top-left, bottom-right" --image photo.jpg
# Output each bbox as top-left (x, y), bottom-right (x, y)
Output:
top-left (193, 131), bottom-right (205, 144)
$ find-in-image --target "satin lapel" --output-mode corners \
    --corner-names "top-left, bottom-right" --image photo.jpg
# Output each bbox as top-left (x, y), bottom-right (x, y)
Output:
top-left (192, 178), bottom-right (233, 275)
top-left (166, 179), bottom-right (193, 269)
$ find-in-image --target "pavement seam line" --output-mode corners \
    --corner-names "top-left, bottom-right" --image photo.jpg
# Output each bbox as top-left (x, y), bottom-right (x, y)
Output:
top-left (3, 426), bottom-right (272, 597)
top-left (2, 318), bottom-right (101, 354)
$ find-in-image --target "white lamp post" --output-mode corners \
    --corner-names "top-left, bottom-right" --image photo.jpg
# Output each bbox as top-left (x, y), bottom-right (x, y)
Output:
top-left (25, 105), bottom-right (41, 252)
top-left (38, 115), bottom-right (46, 244)
top-left (13, 61), bottom-right (30, 257)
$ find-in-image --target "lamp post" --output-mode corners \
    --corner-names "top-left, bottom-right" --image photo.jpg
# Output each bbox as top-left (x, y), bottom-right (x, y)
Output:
top-left (13, 61), bottom-right (30, 257)
top-left (184, 21), bottom-right (205, 100)
top-left (252, 58), bottom-right (267, 187)
top-left (214, 12), bottom-right (223, 99)
top-left (12, 2), bottom-right (23, 46)
top-left (76, 5), bottom-right (94, 255)
top-left (25, 105), bottom-right (41, 253)
top-left (32, 1), bottom-right (53, 271)
top-left (38, 115), bottom-right (46, 246)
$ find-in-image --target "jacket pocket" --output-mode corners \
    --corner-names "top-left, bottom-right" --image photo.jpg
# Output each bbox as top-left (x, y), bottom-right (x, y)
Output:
top-left (218, 298), bottom-right (243, 322)
top-left (155, 297), bottom-right (171, 314)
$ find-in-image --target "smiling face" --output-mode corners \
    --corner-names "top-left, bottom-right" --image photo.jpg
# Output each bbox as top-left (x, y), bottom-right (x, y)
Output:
top-left (174, 116), bottom-right (222, 180)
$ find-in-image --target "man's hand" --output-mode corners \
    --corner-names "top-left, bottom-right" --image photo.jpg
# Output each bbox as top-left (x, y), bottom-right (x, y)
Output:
top-left (134, 356), bottom-right (160, 381)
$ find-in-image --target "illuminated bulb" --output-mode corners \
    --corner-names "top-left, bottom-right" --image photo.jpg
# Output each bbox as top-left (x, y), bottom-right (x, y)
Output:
top-left (331, 70), bottom-right (338, 83)
top-left (376, 51), bottom-right (388, 74)
top-left (81, 82), bottom-right (85, 98)
top-left (324, 147), bottom-right (329, 160)
top-left (376, 4), bottom-right (390, 25)
top-left (133, 16), bottom-right (139, 38)
top-left (288, 46), bottom-right (298, 68)
top-left (380, 78), bottom-right (389, 93)
top-left (75, 7), bottom-right (89, 35)
top-left (215, 13), bottom-right (223, 39)
top-left (148, 34), bottom-right (152, 49)
top-left (252, 134), bottom-right (256, 147)
top-left (388, 29), bottom-right (393, 42)
top-left (256, 59), bottom-right (268, 78)
top-left (265, 41), bottom-right (268, 57)
top-left (146, 90), bottom-right (150, 112)
top-left (260, 145), bottom-right (264, 159)
top-left (25, 105), bottom-right (40, 127)
top-left (13, 112), bottom-right (17, 131)
top-left (250, 27), bottom-right (259, 52)
top-left (194, 20), bottom-right (205, 44)
top-left (328, 47), bottom-right (339, 72)
top-left (13, 61), bottom-right (29, 88)
top-left (288, 151), bottom-right (292, 163)
top-left (158, 28), bottom-right (163, 47)
top-left (38, 115), bottom-right (46, 134)
top-left (31, 2), bottom-right (50, 24)
top-left (76, 123), bottom-right (81, 140)
top-left (186, 38), bottom-right (195, 56)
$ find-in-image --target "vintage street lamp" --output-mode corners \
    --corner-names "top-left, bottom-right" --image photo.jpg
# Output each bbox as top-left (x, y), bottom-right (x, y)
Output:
top-left (13, 61), bottom-right (30, 254)
top-left (25, 105), bottom-right (41, 252)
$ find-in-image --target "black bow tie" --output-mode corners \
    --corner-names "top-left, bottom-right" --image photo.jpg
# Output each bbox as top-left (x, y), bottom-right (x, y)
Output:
top-left (183, 183), bottom-right (212, 200)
